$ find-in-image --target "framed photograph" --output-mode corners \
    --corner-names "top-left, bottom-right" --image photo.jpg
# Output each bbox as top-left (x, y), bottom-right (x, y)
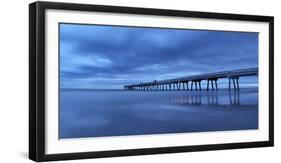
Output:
top-left (29, 1), bottom-right (274, 162)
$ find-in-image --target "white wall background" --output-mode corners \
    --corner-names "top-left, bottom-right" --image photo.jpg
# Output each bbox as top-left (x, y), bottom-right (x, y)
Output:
top-left (0, 0), bottom-right (279, 162)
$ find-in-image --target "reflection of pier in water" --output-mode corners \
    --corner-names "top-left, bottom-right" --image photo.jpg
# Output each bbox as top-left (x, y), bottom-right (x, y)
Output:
top-left (170, 91), bottom-right (252, 107)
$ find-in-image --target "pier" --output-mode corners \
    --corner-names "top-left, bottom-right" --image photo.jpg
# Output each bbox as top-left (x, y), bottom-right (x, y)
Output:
top-left (124, 67), bottom-right (258, 91)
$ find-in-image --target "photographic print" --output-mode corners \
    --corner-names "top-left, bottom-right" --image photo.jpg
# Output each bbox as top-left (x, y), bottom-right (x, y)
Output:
top-left (29, 2), bottom-right (273, 161)
top-left (59, 23), bottom-right (259, 139)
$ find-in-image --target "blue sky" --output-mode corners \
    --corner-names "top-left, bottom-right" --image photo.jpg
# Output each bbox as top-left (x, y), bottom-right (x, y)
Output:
top-left (60, 23), bottom-right (258, 89)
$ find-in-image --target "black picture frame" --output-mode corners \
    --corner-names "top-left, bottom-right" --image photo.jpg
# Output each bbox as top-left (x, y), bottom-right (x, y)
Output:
top-left (29, 1), bottom-right (274, 162)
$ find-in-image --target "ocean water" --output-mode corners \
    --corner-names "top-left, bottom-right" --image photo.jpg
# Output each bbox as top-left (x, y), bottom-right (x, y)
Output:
top-left (59, 88), bottom-right (258, 139)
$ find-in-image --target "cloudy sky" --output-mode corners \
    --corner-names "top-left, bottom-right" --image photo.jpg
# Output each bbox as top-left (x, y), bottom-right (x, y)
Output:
top-left (60, 23), bottom-right (258, 89)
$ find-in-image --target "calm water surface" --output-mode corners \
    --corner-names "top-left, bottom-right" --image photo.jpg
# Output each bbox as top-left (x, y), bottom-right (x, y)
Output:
top-left (59, 88), bottom-right (258, 139)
